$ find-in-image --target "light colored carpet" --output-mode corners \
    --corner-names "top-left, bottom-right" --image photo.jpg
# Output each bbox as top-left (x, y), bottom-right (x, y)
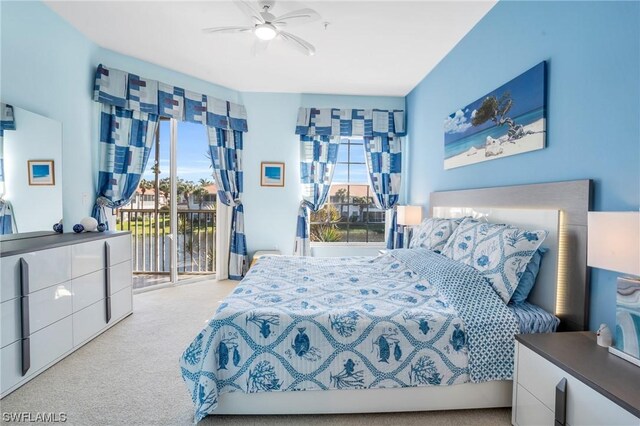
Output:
top-left (1, 280), bottom-right (511, 425)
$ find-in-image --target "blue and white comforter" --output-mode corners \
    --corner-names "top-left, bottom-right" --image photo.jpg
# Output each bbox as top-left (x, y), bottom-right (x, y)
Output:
top-left (180, 249), bottom-right (519, 421)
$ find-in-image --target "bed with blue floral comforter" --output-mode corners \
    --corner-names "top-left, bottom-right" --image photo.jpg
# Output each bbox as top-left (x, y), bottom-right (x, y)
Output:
top-left (180, 249), bottom-right (520, 421)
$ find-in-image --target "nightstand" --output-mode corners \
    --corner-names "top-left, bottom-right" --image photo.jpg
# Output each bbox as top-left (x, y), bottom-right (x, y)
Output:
top-left (512, 332), bottom-right (640, 426)
top-left (250, 250), bottom-right (281, 268)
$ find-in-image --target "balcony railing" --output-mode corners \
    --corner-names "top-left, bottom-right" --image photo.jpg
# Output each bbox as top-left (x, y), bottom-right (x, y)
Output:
top-left (117, 209), bottom-right (216, 275)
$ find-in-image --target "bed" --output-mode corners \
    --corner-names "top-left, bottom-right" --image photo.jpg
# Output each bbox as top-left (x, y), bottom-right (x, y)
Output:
top-left (180, 180), bottom-right (591, 421)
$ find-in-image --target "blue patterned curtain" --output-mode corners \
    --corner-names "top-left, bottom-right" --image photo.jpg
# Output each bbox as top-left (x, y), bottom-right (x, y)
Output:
top-left (93, 64), bottom-right (249, 277)
top-left (207, 127), bottom-right (247, 279)
top-left (92, 105), bottom-right (159, 227)
top-left (295, 108), bottom-right (405, 253)
top-left (363, 135), bottom-right (402, 248)
top-left (294, 135), bottom-right (340, 255)
top-left (0, 103), bottom-right (17, 234)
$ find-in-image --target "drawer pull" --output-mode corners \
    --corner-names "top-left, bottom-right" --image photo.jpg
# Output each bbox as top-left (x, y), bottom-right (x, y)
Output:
top-left (104, 242), bottom-right (112, 323)
top-left (555, 377), bottom-right (567, 426)
top-left (19, 258), bottom-right (31, 376)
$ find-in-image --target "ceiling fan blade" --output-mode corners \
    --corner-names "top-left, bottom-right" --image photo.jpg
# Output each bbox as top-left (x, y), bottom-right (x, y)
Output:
top-left (202, 26), bottom-right (253, 34)
top-left (272, 8), bottom-right (320, 27)
top-left (234, 0), bottom-right (265, 25)
top-left (279, 31), bottom-right (316, 56)
top-left (251, 39), bottom-right (271, 56)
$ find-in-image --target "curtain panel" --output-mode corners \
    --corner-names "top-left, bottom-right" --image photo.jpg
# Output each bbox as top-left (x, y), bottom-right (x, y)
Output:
top-left (92, 105), bottom-right (159, 227)
top-left (92, 64), bottom-right (249, 278)
top-left (0, 103), bottom-right (17, 234)
top-left (207, 127), bottom-right (247, 280)
top-left (294, 135), bottom-right (340, 256)
top-left (294, 107), bottom-right (405, 252)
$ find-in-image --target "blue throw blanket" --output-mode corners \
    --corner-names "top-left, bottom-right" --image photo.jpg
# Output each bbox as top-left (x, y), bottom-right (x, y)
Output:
top-left (390, 249), bottom-right (520, 381)
top-left (180, 250), bottom-right (519, 421)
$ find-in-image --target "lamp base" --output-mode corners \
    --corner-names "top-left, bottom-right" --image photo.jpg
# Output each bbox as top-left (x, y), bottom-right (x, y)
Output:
top-left (608, 345), bottom-right (640, 367)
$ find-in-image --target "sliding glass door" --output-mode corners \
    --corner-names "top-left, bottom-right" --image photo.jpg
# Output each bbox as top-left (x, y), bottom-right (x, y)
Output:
top-left (117, 118), bottom-right (216, 289)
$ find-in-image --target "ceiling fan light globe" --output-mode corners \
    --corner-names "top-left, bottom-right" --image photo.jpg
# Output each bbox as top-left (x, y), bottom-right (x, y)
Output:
top-left (254, 23), bottom-right (277, 40)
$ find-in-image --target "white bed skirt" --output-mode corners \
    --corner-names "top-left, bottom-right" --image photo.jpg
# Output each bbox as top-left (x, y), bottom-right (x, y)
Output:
top-left (212, 380), bottom-right (512, 415)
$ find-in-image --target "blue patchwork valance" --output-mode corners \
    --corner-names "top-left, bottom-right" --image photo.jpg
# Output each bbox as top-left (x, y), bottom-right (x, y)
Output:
top-left (93, 64), bottom-right (248, 132)
top-left (295, 107), bottom-right (405, 137)
top-left (0, 104), bottom-right (16, 136)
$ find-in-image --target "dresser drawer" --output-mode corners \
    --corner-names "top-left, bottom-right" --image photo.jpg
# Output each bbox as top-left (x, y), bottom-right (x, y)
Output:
top-left (111, 285), bottom-right (132, 322)
top-left (0, 246), bottom-right (72, 302)
top-left (110, 260), bottom-right (131, 295)
top-left (1, 283), bottom-right (73, 348)
top-left (73, 298), bottom-right (108, 346)
top-left (517, 343), bottom-right (640, 426)
top-left (72, 285), bottom-right (131, 346)
top-left (517, 342), bottom-right (564, 410)
top-left (107, 235), bottom-right (131, 266)
top-left (0, 299), bottom-right (21, 348)
top-left (515, 384), bottom-right (554, 426)
top-left (72, 269), bottom-right (105, 312)
top-left (0, 316), bottom-right (73, 394)
top-left (71, 240), bottom-right (105, 278)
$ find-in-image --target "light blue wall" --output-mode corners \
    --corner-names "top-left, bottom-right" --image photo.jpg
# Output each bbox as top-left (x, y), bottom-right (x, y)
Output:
top-left (1, 1), bottom-right (98, 232)
top-left (405, 0), bottom-right (640, 331)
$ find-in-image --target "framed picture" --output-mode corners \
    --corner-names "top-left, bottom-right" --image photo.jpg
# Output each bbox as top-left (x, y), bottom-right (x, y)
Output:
top-left (28, 160), bottom-right (55, 186)
top-left (260, 162), bottom-right (285, 187)
top-left (444, 61), bottom-right (546, 169)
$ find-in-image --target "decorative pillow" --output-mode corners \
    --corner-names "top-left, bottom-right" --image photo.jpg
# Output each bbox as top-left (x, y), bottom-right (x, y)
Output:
top-left (441, 218), bottom-right (548, 303)
top-left (510, 248), bottom-right (548, 304)
top-left (409, 217), bottom-right (464, 252)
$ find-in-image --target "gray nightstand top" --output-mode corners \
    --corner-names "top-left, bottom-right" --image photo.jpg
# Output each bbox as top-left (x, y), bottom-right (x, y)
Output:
top-left (516, 332), bottom-right (640, 418)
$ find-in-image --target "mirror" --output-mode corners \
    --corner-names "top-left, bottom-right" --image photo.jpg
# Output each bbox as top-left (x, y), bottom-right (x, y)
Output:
top-left (2, 106), bottom-right (63, 236)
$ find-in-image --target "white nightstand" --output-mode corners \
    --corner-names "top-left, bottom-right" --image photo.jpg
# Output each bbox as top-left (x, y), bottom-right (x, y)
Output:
top-left (513, 332), bottom-right (640, 426)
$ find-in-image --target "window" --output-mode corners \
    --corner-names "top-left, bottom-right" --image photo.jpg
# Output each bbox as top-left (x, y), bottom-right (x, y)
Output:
top-left (310, 138), bottom-right (386, 244)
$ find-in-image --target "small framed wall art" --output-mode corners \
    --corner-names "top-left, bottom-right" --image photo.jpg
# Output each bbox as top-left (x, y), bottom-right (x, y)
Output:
top-left (28, 160), bottom-right (55, 186)
top-left (260, 162), bottom-right (285, 187)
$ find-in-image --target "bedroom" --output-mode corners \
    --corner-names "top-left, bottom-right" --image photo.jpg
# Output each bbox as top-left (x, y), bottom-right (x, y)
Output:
top-left (0, 0), bottom-right (639, 425)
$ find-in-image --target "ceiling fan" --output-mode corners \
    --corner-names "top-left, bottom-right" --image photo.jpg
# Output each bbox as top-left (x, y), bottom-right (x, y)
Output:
top-left (202, 0), bottom-right (321, 56)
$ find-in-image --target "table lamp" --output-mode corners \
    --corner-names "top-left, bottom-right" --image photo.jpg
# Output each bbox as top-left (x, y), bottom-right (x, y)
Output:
top-left (587, 211), bottom-right (640, 366)
top-left (396, 205), bottom-right (423, 248)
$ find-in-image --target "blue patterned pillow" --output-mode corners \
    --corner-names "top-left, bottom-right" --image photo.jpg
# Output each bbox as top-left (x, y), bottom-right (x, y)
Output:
top-left (441, 218), bottom-right (548, 303)
top-left (409, 217), bottom-right (464, 252)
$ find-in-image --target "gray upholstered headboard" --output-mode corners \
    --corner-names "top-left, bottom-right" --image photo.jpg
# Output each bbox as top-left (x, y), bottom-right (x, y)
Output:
top-left (429, 180), bottom-right (592, 331)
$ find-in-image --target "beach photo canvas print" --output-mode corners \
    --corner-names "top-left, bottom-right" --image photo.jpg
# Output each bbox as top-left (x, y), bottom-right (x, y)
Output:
top-left (261, 162), bottom-right (285, 187)
top-left (444, 61), bottom-right (546, 170)
top-left (28, 160), bottom-right (55, 185)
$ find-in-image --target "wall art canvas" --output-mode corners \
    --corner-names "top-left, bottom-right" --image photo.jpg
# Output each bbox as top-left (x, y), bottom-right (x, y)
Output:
top-left (28, 159), bottom-right (55, 185)
top-left (444, 61), bottom-right (546, 170)
top-left (614, 277), bottom-right (640, 361)
top-left (261, 162), bottom-right (285, 187)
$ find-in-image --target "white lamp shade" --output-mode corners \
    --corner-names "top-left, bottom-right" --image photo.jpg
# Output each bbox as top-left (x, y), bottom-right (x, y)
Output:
top-left (397, 205), bottom-right (423, 226)
top-left (587, 212), bottom-right (640, 276)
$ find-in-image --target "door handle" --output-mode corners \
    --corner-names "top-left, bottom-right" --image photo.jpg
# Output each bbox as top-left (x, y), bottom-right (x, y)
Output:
top-left (104, 242), bottom-right (112, 323)
top-left (555, 377), bottom-right (567, 426)
top-left (19, 258), bottom-right (31, 376)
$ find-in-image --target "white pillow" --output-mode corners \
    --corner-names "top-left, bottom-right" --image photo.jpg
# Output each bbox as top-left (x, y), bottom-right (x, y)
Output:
top-left (409, 217), bottom-right (464, 252)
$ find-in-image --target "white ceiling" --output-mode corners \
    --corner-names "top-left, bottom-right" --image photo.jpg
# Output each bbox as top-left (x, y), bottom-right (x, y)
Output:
top-left (45, 1), bottom-right (496, 96)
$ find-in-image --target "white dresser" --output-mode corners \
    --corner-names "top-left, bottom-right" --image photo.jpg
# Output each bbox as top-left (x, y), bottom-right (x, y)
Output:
top-left (0, 231), bottom-right (132, 398)
top-left (513, 332), bottom-right (640, 426)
